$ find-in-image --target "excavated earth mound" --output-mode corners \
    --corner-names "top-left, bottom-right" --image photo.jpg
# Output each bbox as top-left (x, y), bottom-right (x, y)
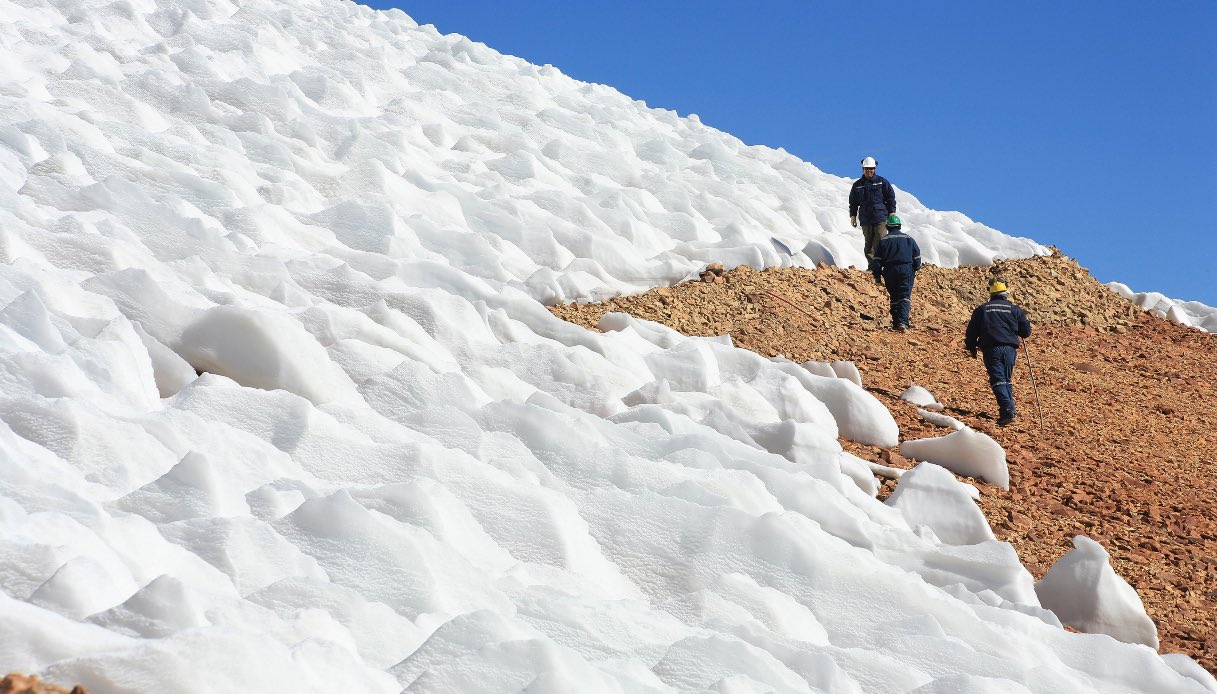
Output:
top-left (552, 251), bottom-right (1217, 674)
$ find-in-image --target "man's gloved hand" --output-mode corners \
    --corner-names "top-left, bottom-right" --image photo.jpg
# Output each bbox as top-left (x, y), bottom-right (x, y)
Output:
top-left (873, 274), bottom-right (883, 286)
top-left (850, 216), bottom-right (858, 227)
top-left (968, 348), bottom-right (978, 359)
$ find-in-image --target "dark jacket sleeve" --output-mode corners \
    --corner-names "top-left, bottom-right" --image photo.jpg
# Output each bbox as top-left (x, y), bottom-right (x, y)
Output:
top-left (911, 239), bottom-right (922, 272)
top-left (884, 179), bottom-right (896, 213)
top-left (1017, 307), bottom-right (1032, 338)
top-left (849, 182), bottom-right (861, 217)
top-left (965, 307), bottom-right (981, 352)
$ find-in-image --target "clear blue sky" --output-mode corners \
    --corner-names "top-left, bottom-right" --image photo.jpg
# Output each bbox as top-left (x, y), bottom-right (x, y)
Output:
top-left (359, 1), bottom-right (1217, 306)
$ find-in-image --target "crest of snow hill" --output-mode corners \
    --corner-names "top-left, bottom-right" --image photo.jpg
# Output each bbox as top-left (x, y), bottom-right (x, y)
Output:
top-left (0, 0), bottom-right (1213, 692)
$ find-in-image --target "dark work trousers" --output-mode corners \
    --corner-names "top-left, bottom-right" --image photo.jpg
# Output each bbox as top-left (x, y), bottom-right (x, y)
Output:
top-left (862, 222), bottom-right (887, 262)
top-left (882, 264), bottom-right (915, 327)
top-left (982, 345), bottom-right (1018, 416)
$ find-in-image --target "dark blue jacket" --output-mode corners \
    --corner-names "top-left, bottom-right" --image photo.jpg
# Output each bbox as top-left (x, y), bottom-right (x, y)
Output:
top-left (849, 174), bottom-right (896, 225)
top-left (965, 298), bottom-right (1032, 351)
top-left (868, 230), bottom-right (922, 277)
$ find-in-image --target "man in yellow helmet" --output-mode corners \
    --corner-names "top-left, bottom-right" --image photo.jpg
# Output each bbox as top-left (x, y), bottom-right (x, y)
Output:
top-left (965, 277), bottom-right (1032, 426)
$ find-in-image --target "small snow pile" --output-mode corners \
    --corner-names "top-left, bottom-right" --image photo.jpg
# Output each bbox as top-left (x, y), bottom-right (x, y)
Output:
top-left (900, 427), bottom-right (1010, 489)
top-left (799, 358), bottom-right (862, 387)
top-left (830, 360), bottom-right (863, 387)
top-left (1035, 536), bottom-right (1160, 649)
top-left (886, 463), bottom-right (995, 545)
top-left (917, 408), bottom-right (966, 431)
top-left (1162, 654), bottom-right (1217, 693)
top-left (792, 371), bottom-right (899, 447)
top-left (785, 357), bottom-right (898, 447)
top-left (900, 385), bottom-right (943, 411)
top-left (1107, 282), bottom-right (1217, 333)
top-left (178, 306), bottom-right (360, 405)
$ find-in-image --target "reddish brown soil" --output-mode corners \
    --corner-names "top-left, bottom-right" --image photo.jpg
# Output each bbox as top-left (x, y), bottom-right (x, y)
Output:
top-left (551, 251), bottom-right (1217, 673)
top-left (0, 674), bottom-right (87, 694)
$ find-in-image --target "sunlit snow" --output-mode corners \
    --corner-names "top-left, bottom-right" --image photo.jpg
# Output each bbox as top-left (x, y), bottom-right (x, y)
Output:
top-left (899, 385), bottom-right (943, 411)
top-left (1107, 282), bottom-right (1216, 333)
top-left (1035, 536), bottom-right (1160, 649)
top-left (900, 427), bottom-right (1011, 490)
top-left (0, 0), bottom-right (1210, 692)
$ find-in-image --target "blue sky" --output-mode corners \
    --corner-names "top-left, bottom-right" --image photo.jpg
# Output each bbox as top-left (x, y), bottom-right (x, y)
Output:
top-left (359, 1), bottom-right (1217, 306)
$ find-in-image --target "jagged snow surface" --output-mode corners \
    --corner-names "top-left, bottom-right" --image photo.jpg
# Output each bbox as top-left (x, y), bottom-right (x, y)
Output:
top-left (0, 0), bottom-right (1205, 692)
top-left (1107, 282), bottom-right (1217, 333)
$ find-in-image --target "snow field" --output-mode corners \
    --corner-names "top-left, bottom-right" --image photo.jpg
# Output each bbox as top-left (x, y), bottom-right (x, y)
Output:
top-left (0, 0), bottom-right (1210, 692)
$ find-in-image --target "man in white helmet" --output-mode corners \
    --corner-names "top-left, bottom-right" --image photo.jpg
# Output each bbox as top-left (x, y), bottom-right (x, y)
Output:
top-left (849, 156), bottom-right (897, 264)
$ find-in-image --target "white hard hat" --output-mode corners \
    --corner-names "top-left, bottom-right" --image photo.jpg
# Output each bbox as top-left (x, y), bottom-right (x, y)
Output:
top-left (861, 156), bottom-right (877, 168)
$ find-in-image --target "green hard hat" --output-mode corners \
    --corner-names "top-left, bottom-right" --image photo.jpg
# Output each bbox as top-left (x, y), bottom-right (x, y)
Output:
top-left (885, 214), bottom-right (902, 228)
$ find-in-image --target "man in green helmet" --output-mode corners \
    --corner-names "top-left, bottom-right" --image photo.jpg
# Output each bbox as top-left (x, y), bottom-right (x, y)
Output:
top-left (869, 214), bottom-right (922, 331)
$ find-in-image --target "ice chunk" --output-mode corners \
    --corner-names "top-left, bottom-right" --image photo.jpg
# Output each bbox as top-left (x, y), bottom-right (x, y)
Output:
top-left (89, 574), bottom-right (211, 638)
top-left (830, 360), bottom-right (862, 387)
top-left (177, 305), bottom-right (358, 405)
top-left (29, 555), bottom-right (139, 620)
top-left (1034, 536), bottom-right (1159, 649)
top-left (886, 463), bottom-right (995, 545)
top-left (1161, 653), bottom-right (1217, 693)
top-left (780, 364), bottom-right (898, 447)
top-left (798, 359), bottom-right (836, 378)
top-left (838, 452), bottom-right (880, 497)
top-left (132, 320), bottom-right (197, 398)
top-left (900, 385), bottom-right (943, 411)
top-left (917, 408), bottom-right (965, 430)
top-left (116, 451), bottom-right (252, 524)
top-left (900, 427), bottom-right (1009, 489)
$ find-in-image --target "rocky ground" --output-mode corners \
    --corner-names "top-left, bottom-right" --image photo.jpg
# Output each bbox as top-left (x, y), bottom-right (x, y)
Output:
top-left (0, 674), bottom-right (87, 694)
top-left (552, 251), bottom-right (1217, 674)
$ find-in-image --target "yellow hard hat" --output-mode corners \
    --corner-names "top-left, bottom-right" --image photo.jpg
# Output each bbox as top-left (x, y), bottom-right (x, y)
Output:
top-left (989, 277), bottom-right (1009, 294)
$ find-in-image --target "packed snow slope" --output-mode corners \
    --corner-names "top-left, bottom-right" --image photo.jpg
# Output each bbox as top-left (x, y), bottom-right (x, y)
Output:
top-left (0, 0), bottom-right (1211, 692)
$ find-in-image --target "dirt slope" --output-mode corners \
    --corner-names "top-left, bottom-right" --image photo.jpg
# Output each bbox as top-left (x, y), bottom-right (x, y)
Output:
top-left (551, 251), bottom-right (1217, 673)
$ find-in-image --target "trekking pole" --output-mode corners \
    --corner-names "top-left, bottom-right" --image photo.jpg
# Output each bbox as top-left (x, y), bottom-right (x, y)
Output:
top-left (1021, 339), bottom-right (1046, 429)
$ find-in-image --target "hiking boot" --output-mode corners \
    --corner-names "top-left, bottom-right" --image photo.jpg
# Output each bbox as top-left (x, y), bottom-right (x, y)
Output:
top-left (997, 412), bottom-right (1016, 426)
top-left (893, 324), bottom-right (906, 332)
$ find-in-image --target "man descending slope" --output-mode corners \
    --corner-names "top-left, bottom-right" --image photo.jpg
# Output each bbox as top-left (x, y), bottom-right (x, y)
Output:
top-left (869, 214), bottom-right (922, 332)
top-left (965, 277), bottom-right (1033, 425)
top-left (849, 156), bottom-right (897, 262)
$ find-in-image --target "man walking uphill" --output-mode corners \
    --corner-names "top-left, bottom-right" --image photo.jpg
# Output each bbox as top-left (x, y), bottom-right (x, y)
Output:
top-left (869, 214), bottom-right (921, 332)
top-left (849, 156), bottom-right (896, 262)
top-left (965, 277), bottom-right (1032, 426)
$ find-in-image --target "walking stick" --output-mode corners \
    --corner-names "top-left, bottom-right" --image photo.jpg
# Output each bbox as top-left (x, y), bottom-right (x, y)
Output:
top-left (1021, 339), bottom-right (1046, 429)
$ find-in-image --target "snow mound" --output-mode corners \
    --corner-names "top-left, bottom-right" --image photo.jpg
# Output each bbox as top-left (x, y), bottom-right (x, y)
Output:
top-left (899, 427), bottom-right (1010, 489)
top-left (900, 385), bottom-right (944, 411)
top-left (917, 408), bottom-right (966, 431)
top-left (886, 462), bottom-right (995, 546)
top-left (1107, 282), bottom-right (1216, 333)
top-left (1035, 536), bottom-right (1160, 649)
top-left (830, 360), bottom-right (863, 387)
